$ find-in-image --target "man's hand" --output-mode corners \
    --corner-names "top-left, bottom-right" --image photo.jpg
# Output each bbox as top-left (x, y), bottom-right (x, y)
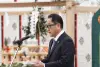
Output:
top-left (32, 60), bottom-right (44, 67)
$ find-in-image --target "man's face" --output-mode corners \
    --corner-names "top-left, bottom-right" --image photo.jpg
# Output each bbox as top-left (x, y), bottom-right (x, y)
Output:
top-left (46, 18), bottom-right (58, 37)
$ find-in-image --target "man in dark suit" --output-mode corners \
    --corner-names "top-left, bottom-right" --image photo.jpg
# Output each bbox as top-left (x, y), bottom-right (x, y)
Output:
top-left (33, 14), bottom-right (75, 67)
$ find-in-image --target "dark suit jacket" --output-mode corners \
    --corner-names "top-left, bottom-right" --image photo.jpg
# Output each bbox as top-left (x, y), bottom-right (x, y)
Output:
top-left (42, 32), bottom-right (75, 67)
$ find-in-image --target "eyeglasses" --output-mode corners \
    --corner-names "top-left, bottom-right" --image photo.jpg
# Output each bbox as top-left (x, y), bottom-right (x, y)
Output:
top-left (46, 23), bottom-right (56, 29)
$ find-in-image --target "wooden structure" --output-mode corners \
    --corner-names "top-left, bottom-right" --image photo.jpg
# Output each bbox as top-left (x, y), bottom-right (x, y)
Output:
top-left (0, 0), bottom-right (100, 67)
top-left (2, 45), bottom-right (48, 64)
top-left (0, 1), bottom-right (99, 39)
top-left (0, 1), bottom-right (66, 7)
top-left (0, 0), bottom-right (78, 65)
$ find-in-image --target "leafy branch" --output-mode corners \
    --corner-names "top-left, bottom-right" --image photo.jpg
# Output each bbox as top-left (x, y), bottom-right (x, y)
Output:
top-left (22, 7), bottom-right (47, 43)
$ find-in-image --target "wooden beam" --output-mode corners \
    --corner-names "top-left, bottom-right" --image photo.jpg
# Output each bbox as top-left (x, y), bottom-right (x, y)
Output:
top-left (0, 1), bottom-right (66, 8)
top-left (0, 11), bottom-right (31, 15)
top-left (75, 6), bottom-right (100, 13)
top-left (42, 10), bottom-right (66, 14)
top-left (8, 11), bottom-right (31, 15)
top-left (0, 10), bottom-right (66, 15)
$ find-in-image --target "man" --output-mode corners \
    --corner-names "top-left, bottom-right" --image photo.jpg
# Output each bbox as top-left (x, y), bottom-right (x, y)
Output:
top-left (33, 14), bottom-right (75, 67)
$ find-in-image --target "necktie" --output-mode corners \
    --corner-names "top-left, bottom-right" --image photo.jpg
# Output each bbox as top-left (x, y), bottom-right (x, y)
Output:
top-left (50, 39), bottom-right (56, 52)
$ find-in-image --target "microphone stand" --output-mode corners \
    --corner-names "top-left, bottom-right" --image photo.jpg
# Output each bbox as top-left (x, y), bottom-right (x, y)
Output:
top-left (8, 41), bottom-right (22, 67)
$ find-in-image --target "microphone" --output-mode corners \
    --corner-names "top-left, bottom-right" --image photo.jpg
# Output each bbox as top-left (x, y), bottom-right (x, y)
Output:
top-left (13, 34), bottom-right (35, 45)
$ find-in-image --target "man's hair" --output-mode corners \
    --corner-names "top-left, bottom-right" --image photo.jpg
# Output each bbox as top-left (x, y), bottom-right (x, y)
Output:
top-left (48, 13), bottom-right (63, 29)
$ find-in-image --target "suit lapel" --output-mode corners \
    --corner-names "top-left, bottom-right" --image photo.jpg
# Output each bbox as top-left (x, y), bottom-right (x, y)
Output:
top-left (48, 32), bottom-right (67, 57)
top-left (49, 40), bottom-right (59, 56)
top-left (48, 39), bottom-right (53, 55)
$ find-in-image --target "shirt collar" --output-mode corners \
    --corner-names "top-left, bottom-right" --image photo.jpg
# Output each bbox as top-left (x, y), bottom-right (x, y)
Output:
top-left (54, 30), bottom-right (64, 41)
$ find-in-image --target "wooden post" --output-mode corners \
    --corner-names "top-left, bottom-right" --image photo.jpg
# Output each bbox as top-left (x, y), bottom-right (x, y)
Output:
top-left (66, 1), bottom-right (75, 41)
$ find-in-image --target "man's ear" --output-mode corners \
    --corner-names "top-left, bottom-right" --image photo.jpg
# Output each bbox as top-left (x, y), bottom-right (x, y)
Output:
top-left (57, 23), bottom-right (61, 28)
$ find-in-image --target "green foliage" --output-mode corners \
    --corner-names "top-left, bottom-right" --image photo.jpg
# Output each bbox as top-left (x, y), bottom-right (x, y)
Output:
top-left (11, 63), bottom-right (23, 67)
top-left (0, 63), bottom-right (33, 67)
top-left (22, 15), bottom-right (31, 36)
top-left (25, 64), bottom-right (33, 67)
top-left (0, 63), bottom-right (6, 67)
top-left (36, 11), bottom-right (47, 40)
top-left (4, 38), bottom-right (8, 46)
top-left (22, 7), bottom-right (47, 43)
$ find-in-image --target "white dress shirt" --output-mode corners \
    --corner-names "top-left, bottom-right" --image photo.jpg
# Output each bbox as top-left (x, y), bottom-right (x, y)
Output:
top-left (54, 30), bottom-right (64, 41)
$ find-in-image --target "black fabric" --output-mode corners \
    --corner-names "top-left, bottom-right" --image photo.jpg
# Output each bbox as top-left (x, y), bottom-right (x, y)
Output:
top-left (41, 32), bottom-right (75, 67)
